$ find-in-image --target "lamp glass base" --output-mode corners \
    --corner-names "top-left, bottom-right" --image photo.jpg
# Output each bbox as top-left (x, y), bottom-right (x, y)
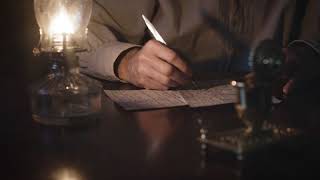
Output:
top-left (31, 71), bottom-right (102, 126)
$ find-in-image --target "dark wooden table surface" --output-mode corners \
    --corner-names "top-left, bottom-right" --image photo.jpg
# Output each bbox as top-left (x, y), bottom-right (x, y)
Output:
top-left (3, 2), bottom-right (319, 178)
top-left (2, 76), bottom-right (320, 180)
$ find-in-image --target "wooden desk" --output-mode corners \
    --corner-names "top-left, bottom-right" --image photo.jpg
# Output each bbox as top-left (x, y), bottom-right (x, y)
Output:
top-left (2, 79), bottom-right (320, 180)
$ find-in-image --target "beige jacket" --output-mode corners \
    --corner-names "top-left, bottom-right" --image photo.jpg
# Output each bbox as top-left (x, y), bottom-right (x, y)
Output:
top-left (79, 0), bottom-right (319, 81)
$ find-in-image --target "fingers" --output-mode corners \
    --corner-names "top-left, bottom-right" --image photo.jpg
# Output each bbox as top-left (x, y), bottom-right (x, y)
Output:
top-left (136, 63), bottom-right (179, 88)
top-left (166, 67), bottom-right (191, 85)
top-left (141, 77), bottom-right (169, 90)
top-left (283, 79), bottom-right (294, 95)
top-left (143, 56), bottom-right (190, 85)
top-left (144, 40), bottom-right (192, 77)
top-left (147, 66), bottom-right (180, 87)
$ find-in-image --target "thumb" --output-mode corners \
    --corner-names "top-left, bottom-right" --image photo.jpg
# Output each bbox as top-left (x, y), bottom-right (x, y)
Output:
top-left (283, 79), bottom-right (295, 95)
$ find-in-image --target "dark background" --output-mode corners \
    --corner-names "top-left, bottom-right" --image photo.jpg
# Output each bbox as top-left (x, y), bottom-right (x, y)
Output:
top-left (1, 0), bottom-right (41, 119)
top-left (1, 2), bottom-right (319, 179)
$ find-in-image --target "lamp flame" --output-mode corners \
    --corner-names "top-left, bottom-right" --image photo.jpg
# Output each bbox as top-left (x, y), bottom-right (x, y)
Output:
top-left (49, 7), bottom-right (75, 35)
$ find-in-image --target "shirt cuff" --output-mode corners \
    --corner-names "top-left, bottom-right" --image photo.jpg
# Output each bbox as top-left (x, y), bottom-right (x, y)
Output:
top-left (79, 41), bottom-right (140, 81)
top-left (288, 40), bottom-right (320, 56)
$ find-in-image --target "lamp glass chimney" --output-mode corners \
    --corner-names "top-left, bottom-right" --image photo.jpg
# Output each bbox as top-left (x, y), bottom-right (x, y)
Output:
top-left (34, 0), bottom-right (92, 52)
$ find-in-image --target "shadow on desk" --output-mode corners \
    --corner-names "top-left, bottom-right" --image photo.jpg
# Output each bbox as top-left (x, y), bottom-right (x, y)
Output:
top-left (2, 72), bottom-right (320, 179)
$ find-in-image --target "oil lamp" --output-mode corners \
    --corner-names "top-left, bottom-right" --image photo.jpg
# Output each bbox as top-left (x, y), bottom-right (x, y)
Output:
top-left (31, 0), bottom-right (102, 126)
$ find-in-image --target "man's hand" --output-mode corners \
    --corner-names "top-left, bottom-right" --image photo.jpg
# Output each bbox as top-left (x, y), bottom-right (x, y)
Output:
top-left (282, 48), bottom-right (297, 95)
top-left (281, 45), bottom-right (320, 96)
top-left (117, 40), bottom-right (192, 90)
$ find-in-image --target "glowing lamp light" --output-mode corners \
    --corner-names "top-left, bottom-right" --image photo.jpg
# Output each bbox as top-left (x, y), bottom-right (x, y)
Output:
top-left (31, 0), bottom-right (102, 126)
top-left (34, 0), bottom-right (92, 52)
top-left (49, 7), bottom-right (75, 35)
top-left (51, 167), bottom-right (84, 180)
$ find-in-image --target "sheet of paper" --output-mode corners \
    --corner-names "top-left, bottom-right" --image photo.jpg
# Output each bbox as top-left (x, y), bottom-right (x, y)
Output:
top-left (104, 90), bottom-right (187, 110)
top-left (104, 83), bottom-right (238, 110)
top-left (179, 85), bottom-right (237, 108)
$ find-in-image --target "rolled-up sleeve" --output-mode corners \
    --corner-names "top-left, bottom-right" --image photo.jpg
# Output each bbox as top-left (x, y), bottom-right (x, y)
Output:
top-left (79, 38), bottom-right (139, 81)
top-left (78, 0), bottom-right (155, 81)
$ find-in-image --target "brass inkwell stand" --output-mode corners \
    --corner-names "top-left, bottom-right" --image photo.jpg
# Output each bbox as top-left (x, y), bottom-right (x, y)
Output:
top-left (199, 40), bottom-right (300, 159)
